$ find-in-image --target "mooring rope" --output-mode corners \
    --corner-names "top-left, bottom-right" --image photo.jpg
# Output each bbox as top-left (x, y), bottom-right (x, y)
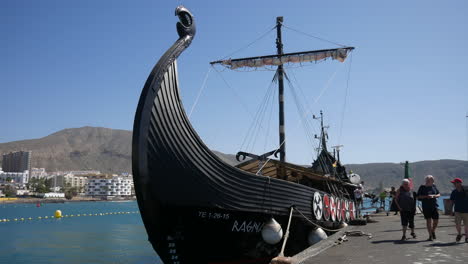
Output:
top-left (293, 206), bottom-right (345, 232)
top-left (279, 206), bottom-right (294, 257)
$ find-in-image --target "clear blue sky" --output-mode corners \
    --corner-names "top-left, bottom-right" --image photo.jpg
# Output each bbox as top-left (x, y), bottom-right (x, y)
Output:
top-left (2, 0), bottom-right (468, 164)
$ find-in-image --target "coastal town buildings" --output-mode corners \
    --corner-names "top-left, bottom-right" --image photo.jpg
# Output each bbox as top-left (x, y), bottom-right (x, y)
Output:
top-left (0, 171), bottom-right (29, 185)
top-left (85, 176), bottom-right (132, 197)
top-left (2, 151), bottom-right (31, 173)
top-left (55, 174), bottom-right (87, 192)
top-left (30, 168), bottom-right (48, 179)
top-left (1, 151), bottom-right (32, 184)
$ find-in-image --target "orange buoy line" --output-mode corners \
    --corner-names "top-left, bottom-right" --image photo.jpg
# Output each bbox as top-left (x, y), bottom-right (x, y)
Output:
top-left (0, 211), bottom-right (140, 223)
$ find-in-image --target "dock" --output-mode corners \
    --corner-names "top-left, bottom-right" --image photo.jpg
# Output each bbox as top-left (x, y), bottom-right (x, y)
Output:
top-left (293, 212), bottom-right (468, 263)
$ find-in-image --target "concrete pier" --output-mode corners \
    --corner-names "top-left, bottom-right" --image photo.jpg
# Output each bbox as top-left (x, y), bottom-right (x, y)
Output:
top-left (294, 212), bottom-right (468, 264)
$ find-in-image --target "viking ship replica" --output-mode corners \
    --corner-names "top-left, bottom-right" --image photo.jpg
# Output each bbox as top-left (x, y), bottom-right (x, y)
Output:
top-left (133, 6), bottom-right (359, 264)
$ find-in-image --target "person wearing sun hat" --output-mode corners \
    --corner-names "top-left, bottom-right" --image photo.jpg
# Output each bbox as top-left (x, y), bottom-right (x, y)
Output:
top-left (449, 178), bottom-right (468, 243)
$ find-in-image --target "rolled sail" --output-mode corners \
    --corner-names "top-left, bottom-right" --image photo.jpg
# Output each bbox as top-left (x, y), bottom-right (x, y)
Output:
top-left (211, 47), bottom-right (354, 70)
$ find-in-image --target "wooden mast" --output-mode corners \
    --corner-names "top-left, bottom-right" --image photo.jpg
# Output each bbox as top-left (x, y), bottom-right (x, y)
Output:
top-left (276, 16), bottom-right (286, 165)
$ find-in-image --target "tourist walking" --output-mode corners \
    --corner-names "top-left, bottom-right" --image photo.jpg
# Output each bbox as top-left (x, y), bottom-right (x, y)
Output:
top-left (379, 191), bottom-right (387, 210)
top-left (449, 178), bottom-right (468, 243)
top-left (389, 186), bottom-right (398, 215)
top-left (394, 179), bottom-right (416, 240)
top-left (417, 175), bottom-right (441, 241)
top-left (354, 186), bottom-right (363, 217)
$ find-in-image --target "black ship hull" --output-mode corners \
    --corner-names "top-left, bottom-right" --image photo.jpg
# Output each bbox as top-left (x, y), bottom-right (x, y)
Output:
top-left (132, 6), bottom-right (357, 264)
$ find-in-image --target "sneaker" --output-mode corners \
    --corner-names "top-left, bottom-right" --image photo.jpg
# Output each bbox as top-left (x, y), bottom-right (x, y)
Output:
top-left (456, 234), bottom-right (462, 242)
top-left (427, 236), bottom-right (433, 241)
top-left (465, 238), bottom-right (468, 243)
top-left (411, 232), bottom-right (417, 239)
top-left (432, 232), bottom-right (436, 240)
top-left (401, 235), bottom-right (406, 241)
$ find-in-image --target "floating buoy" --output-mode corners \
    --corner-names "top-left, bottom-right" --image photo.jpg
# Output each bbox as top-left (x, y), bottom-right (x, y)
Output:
top-left (261, 217), bottom-right (283, 245)
top-left (20, 218), bottom-right (24, 221)
top-left (308, 228), bottom-right (328, 245)
top-left (28, 217), bottom-right (32, 220)
top-left (77, 214), bottom-right (80, 217)
top-left (38, 217), bottom-right (42, 219)
top-left (14, 218), bottom-right (18, 221)
top-left (44, 216), bottom-right (48, 219)
top-left (55, 210), bottom-right (63, 218)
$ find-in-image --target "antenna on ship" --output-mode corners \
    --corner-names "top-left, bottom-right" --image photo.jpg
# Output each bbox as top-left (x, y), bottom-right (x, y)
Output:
top-left (331, 145), bottom-right (344, 163)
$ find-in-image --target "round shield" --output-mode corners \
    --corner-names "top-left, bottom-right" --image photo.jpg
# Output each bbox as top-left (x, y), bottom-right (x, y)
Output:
top-left (322, 194), bottom-right (331, 221)
top-left (349, 202), bottom-right (355, 220)
top-left (344, 200), bottom-right (350, 222)
top-left (330, 196), bottom-right (336, 222)
top-left (336, 198), bottom-right (342, 222)
top-left (312, 192), bottom-right (323, 221)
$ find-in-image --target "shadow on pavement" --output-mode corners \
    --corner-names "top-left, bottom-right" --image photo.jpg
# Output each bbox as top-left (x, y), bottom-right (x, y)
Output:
top-left (426, 242), bottom-right (460, 247)
top-left (371, 239), bottom-right (422, 245)
top-left (381, 225), bottom-right (454, 233)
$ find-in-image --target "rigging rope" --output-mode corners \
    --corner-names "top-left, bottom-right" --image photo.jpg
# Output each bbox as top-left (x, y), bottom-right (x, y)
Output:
top-left (282, 24), bottom-right (347, 48)
top-left (338, 52), bottom-right (353, 145)
top-left (188, 67), bottom-right (212, 118)
top-left (254, 64), bottom-right (344, 175)
top-left (220, 26), bottom-right (276, 60)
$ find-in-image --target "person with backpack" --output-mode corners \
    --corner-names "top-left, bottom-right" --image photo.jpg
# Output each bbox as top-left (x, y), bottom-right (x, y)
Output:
top-left (417, 175), bottom-right (441, 241)
top-left (449, 178), bottom-right (468, 243)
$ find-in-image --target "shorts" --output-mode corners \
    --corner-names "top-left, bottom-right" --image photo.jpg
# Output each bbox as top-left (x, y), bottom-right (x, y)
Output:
top-left (422, 208), bottom-right (439, 220)
top-left (400, 211), bottom-right (415, 228)
top-left (454, 212), bottom-right (468, 226)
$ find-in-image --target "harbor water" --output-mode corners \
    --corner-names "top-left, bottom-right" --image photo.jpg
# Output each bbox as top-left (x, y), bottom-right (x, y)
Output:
top-left (0, 201), bottom-right (162, 264)
top-left (0, 196), bottom-right (451, 263)
top-left (361, 195), bottom-right (450, 214)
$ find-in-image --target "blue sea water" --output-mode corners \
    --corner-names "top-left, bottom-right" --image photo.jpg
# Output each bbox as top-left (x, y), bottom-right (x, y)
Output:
top-left (0, 201), bottom-right (162, 264)
top-left (361, 195), bottom-right (450, 214)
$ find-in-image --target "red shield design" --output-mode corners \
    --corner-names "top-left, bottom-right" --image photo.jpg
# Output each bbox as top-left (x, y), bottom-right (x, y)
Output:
top-left (349, 202), bottom-right (355, 220)
top-left (330, 196), bottom-right (336, 222)
top-left (323, 194), bottom-right (330, 221)
top-left (336, 198), bottom-right (342, 222)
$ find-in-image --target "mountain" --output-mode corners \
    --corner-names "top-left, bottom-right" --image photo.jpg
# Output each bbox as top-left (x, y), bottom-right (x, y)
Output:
top-left (1, 127), bottom-right (467, 194)
top-left (346, 160), bottom-right (468, 195)
top-left (0, 127), bottom-right (132, 174)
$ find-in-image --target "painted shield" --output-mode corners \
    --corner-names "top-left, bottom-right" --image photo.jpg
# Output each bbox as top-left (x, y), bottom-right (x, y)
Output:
top-left (336, 198), bottom-right (342, 222)
top-left (349, 202), bottom-right (355, 220)
top-left (322, 194), bottom-right (331, 221)
top-left (330, 196), bottom-right (336, 222)
top-left (344, 200), bottom-right (350, 222)
top-left (313, 192), bottom-right (323, 220)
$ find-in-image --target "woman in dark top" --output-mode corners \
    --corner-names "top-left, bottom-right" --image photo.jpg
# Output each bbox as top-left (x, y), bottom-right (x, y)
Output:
top-left (395, 179), bottom-right (417, 241)
top-left (417, 175), bottom-right (441, 241)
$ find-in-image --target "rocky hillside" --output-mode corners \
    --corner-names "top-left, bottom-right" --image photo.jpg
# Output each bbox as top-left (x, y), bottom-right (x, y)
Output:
top-left (346, 160), bottom-right (468, 195)
top-left (0, 127), bottom-right (131, 174)
top-left (1, 127), bottom-right (467, 194)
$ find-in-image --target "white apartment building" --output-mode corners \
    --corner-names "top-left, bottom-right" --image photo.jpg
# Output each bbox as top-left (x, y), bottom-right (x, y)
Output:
top-left (55, 174), bottom-right (87, 191)
top-left (86, 177), bottom-right (131, 196)
top-left (0, 171), bottom-right (29, 185)
top-left (30, 168), bottom-right (48, 179)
